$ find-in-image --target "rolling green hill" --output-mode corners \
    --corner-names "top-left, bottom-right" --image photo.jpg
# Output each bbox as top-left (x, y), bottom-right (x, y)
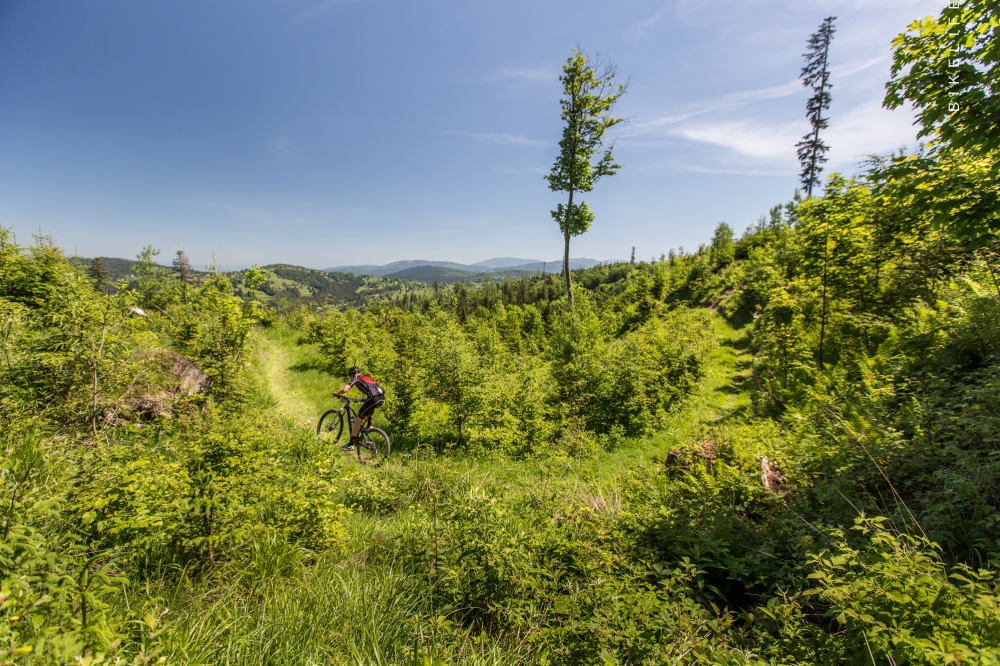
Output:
top-left (249, 263), bottom-right (423, 306)
top-left (69, 256), bottom-right (170, 281)
top-left (383, 265), bottom-right (483, 283)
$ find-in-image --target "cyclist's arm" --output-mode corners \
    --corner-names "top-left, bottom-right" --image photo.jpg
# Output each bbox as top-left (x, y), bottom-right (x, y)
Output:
top-left (332, 382), bottom-right (354, 396)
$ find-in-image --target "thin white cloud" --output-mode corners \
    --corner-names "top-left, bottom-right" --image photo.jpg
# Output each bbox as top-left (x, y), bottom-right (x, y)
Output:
top-left (624, 78), bottom-right (803, 136)
top-left (832, 56), bottom-right (885, 79)
top-left (661, 97), bottom-right (920, 172)
top-left (443, 131), bottom-right (550, 146)
top-left (824, 97), bottom-right (920, 163)
top-left (674, 119), bottom-right (807, 159)
top-left (627, 54), bottom-right (884, 139)
top-left (486, 67), bottom-right (557, 83)
top-left (677, 0), bottom-right (940, 15)
top-left (625, 9), bottom-right (668, 39)
top-left (684, 165), bottom-right (795, 177)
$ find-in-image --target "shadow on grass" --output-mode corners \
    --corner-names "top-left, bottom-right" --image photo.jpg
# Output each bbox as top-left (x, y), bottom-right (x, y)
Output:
top-left (721, 332), bottom-right (753, 352)
top-left (726, 308), bottom-right (756, 330)
top-left (289, 360), bottom-right (333, 374)
top-left (714, 383), bottom-right (743, 397)
top-left (713, 403), bottom-right (753, 424)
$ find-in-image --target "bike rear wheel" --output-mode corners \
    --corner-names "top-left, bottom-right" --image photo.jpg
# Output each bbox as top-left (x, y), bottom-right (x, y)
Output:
top-left (316, 409), bottom-right (344, 446)
top-left (356, 427), bottom-right (390, 464)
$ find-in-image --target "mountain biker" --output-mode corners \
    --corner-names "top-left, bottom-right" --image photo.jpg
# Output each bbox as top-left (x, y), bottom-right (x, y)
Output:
top-left (332, 366), bottom-right (385, 451)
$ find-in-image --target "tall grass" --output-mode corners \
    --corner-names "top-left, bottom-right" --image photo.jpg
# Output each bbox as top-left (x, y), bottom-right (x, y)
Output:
top-left (160, 558), bottom-right (423, 665)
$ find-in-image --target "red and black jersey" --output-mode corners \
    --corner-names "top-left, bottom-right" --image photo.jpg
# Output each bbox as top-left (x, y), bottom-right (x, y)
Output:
top-left (349, 374), bottom-right (384, 399)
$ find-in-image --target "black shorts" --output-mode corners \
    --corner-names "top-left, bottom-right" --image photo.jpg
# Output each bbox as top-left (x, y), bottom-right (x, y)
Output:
top-left (358, 395), bottom-right (385, 419)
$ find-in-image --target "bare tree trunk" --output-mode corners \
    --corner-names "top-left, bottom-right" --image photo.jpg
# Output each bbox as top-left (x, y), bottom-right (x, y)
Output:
top-left (90, 319), bottom-right (108, 440)
top-left (564, 189), bottom-right (575, 306)
top-left (563, 233), bottom-right (573, 306)
top-left (818, 233), bottom-right (830, 368)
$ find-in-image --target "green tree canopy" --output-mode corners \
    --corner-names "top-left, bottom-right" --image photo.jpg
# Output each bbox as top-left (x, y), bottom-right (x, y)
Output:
top-left (546, 49), bottom-right (627, 306)
top-left (244, 264), bottom-right (268, 298)
top-left (885, 0), bottom-right (1000, 160)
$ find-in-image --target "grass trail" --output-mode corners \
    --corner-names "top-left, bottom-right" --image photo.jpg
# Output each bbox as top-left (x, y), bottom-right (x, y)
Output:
top-left (257, 325), bottom-right (337, 429)
top-left (646, 311), bottom-right (753, 455)
top-left (551, 311), bottom-right (753, 487)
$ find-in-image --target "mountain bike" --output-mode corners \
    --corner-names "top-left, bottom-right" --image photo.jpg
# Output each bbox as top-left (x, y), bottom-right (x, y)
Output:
top-left (316, 396), bottom-right (390, 464)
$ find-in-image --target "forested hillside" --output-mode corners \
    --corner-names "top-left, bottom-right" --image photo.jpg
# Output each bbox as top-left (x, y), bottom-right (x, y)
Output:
top-left (5, 2), bottom-right (1000, 663)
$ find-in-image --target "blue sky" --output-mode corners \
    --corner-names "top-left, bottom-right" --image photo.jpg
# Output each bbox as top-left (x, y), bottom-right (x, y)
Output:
top-left (0, 0), bottom-right (945, 269)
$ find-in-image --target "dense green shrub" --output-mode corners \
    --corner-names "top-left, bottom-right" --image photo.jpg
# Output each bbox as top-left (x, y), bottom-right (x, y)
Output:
top-left (548, 301), bottom-right (708, 437)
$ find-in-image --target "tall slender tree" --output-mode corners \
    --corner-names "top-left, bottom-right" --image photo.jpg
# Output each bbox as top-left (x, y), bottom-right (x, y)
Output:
top-left (796, 17), bottom-right (837, 198)
top-left (546, 49), bottom-right (627, 306)
top-left (87, 257), bottom-right (111, 294)
top-left (173, 249), bottom-right (194, 303)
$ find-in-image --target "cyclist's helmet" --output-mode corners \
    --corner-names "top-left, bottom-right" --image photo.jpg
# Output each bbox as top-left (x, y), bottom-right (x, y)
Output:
top-left (347, 366), bottom-right (360, 376)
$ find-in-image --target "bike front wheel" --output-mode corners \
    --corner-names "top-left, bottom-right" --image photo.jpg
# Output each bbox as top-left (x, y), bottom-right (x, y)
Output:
top-left (316, 409), bottom-right (344, 446)
top-left (356, 427), bottom-right (390, 464)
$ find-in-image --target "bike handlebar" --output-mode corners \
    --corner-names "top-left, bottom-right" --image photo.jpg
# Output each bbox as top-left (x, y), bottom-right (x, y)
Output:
top-left (338, 395), bottom-right (365, 403)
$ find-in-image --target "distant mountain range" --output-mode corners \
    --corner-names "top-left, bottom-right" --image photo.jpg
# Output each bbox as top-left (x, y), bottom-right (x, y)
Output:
top-left (323, 257), bottom-right (603, 279)
top-left (71, 256), bottom-right (613, 286)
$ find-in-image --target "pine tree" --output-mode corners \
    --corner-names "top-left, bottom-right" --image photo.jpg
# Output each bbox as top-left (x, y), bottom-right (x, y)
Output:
top-left (710, 222), bottom-right (735, 268)
top-left (796, 17), bottom-right (836, 198)
top-left (173, 250), bottom-right (193, 303)
top-left (87, 257), bottom-right (111, 293)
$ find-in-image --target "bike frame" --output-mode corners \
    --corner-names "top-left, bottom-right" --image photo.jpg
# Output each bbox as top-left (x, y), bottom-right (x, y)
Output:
top-left (318, 395), bottom-right (389, 464)
top-left (338, 396), bottom-right (373, 431)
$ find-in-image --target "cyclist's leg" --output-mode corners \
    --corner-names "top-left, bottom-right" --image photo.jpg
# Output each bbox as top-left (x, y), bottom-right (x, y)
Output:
top-left (356, 397), bottom-right (384, 436)
top-left (352, 399), bottom-right (374, 441)
top-left (339, 408), bottom-right (357, 450)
